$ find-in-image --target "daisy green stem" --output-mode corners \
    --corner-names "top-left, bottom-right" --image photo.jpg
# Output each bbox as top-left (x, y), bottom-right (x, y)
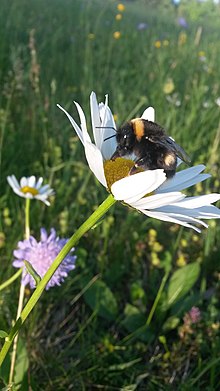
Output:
top-left (25, 198), bottom-right (31, 238)
top-left (0, 194), bottom-right (116, 367)
top-left (8, 198), bottom-right (31, 385)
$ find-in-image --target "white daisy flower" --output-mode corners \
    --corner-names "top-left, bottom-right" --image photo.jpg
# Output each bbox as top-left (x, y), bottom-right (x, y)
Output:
top-left (7, 175), bottom-right (54, 206)
top-left (58, 92), bottom-right (220, 232)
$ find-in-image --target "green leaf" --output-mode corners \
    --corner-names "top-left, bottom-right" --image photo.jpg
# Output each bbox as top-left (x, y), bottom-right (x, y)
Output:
top-left (84, 280), bottom-right (118, 321)
top-left (108, 358), bottom-right (141, 371)
top-left (121, 304), bottom-right (153, 342)
top-left (166, 262), bottom-right (200, 308)
top-left (24, 260), bottom-right (41, 285)
top-left (0, 330), bottom-right (8, 339)
top-left (122, 304), bottom-right (146, 332)
top-left (0, 349), bottom-right (10, 384)
top-left (162, 316), bottom-right (180, 332)
top-left (14, 338), bottom-right (29, 390)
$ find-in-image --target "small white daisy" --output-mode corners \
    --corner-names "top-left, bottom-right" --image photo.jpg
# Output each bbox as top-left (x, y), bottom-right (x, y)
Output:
top-left (58, 92), bottom-right (220, 232)
top-left (7, 175), bottom-right (54, 206)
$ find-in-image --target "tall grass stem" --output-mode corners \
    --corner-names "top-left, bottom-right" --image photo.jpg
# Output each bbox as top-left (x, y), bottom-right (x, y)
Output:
top-left (8, 198), bottom-right (31, 385)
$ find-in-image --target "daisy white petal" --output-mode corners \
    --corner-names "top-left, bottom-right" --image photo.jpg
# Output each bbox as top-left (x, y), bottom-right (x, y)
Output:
top-left (111, 170), bottom-right (166, 203)
top-left (90, 91), bottom-right (102, 149)
top-left (74, 101), bottom-right (91, 143)
top-left (7, 175), bottom-right (20, 191)
top-left (36, 197), bottom-right (50, 206)
top-left (27, 176), bottom-right (36, 188)
top-left (165, 213), bottom-right (208, 229)
top-left (84, 141), bottom-right (107, 187)
top-left (172, 194), bottom-right (220, 208)
top-left (157, 204), bottom-right (220, 219)
top-left (100, 95), bottom-right (109, 125)
top-left (141, 106), bottom-right (155, 122)
top-left (196, 206), bottom-right (220, 218)
top-left (36, 177), bottom-right (44, 189)
top-left (57, 104), bottom-right (84, 145)
top-left (20, 177), bottom-right (28, 188)
top-left (38, 184), bottom-right (50, 193)
top-left (140, 209), bottom-right (202, 233)
top-left (158, 173), bottom-right (211, 193)
top-left (92, 97), bottom-right (109, 154)
top-left (131, 192), bottom-right (186, 209)
top-left (99, 101), bottom-right (117, 160)
top-left (158, 165), bottom-right (207, 193)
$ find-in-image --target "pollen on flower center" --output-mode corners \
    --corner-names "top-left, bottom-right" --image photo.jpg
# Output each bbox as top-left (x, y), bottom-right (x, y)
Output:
top-left (20, 186), bottom-right (39, 196)
top-left (104, 158), bottom-right (143, 189)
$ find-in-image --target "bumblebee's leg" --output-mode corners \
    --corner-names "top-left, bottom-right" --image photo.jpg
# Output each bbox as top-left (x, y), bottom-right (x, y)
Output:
top-left (164, 169), bottom-right (176, 178)
top-left (129, 156), bottom-right (155, 175)
top-left (129, 152), bottom-right (177, 178)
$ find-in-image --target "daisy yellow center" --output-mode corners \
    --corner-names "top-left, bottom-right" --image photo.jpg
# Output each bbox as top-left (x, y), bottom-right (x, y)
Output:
top-left (104, 158), bottom-right (142, 189)
top-left (21, 186), bottom-right (39, 196)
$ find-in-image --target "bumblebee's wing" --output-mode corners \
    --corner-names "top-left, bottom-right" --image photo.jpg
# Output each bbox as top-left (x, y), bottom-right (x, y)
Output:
top-left (148, 134), bottom-right (191, 164)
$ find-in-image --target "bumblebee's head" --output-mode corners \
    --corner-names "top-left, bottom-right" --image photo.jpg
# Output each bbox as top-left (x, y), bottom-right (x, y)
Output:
top-left (111, 123), bottom-right (136, 159)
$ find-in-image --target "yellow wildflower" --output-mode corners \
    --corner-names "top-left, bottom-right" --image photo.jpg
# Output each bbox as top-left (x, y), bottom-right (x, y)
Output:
top-left (113, 31), bottom-right (121, 39)
top-left (211, 322), bottom-right (220, 331)
top-left (151, 252), bottom-right (160, 266)
top-left (192, 235), bottom-right (199, 242)
top-left (196, 182), bottom-right (203, 193)
top-left (178, 32), bottom-right (187, 46)
top-left (163, 39), bottom-right (169, 47)
top-left (214, 179), bottom-right (219, 188)
top-left (115, 13), bottom-right (122, 20)
top-left (149, 228), bottom-right (157, 238)
top-left (154, 40), bottom-right (161, 48)
top-left (198, 50), bottom-right (205, 58)
top-left (152, 241), bottom-right (163, 253)
top-left (88, 33), bottom-right (95, 40)
top-left (209, 220), bottom-right (216, 228)
top-left (113, 114), bottom-right (118, 122)
top-left (163, 78), bottom-right (175, 94)
top-left (176, 253), bottom-right (187, 267)
top-left (180, 239), bottom-right (188, 248)
top-left (0, 232), bottom-right (5, 248)
top-left (117, 3), bottom-right (125, 12)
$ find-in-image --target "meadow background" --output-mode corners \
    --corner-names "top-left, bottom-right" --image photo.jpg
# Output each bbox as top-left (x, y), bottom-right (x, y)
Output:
top-left (0, 0), bottom-right (220, 389)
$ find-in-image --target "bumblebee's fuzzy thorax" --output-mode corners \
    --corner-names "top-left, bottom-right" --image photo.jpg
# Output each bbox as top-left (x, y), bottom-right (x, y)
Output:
top-left (111, 117), bottom-right (190, 178)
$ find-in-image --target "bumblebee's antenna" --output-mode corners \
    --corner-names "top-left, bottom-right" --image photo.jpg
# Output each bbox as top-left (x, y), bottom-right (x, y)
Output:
top-left (104, 134), bottom-right (116, 142)
top-left (95, 126), bottom-right (116, 131)
top-left (95, 126), bottom-right (117, 142)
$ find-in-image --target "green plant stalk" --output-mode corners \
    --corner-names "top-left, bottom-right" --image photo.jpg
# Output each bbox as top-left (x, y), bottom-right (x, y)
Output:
top-left (146, 270), bottom-right (170, 326)
top-left (0, 269), bottom-right (22, 292)
top-left (9, 198), bottom-right (31, 384)
top-left (0, 194), bottom-right (116, 367)
top-left (25, 198), bottom-right (31, 238)
top-left (122, 267), bottom-right (171, 344)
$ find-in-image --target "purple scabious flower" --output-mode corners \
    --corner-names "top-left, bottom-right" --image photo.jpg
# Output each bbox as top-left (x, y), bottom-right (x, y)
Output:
top-left (177, 17), bottom-right (188, 29)
top-left (13, 228), bottom-right (76, 290)
top-left (137, 22), bottom-right (148, 31)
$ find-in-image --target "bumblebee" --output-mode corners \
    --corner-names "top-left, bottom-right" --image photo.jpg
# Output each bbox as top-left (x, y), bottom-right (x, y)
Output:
top-left (110, 118), bottom-right (190, 178)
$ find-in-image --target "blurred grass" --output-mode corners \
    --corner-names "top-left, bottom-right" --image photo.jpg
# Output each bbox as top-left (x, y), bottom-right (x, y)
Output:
top-left (0, 0), bottom-right (220, 389)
